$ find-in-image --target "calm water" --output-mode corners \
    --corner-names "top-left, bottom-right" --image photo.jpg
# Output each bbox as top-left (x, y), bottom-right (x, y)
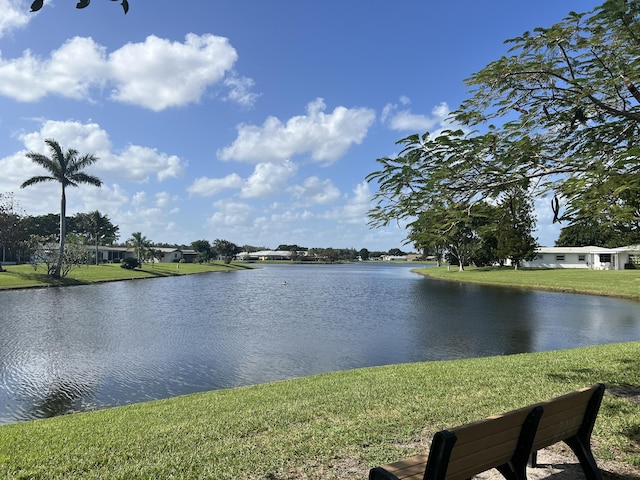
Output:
top-left (1, 262), bottom-right (639, 424)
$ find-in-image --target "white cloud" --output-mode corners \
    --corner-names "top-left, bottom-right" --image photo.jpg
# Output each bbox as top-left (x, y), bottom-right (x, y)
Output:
top-left (0, 33), bottom-right (252, 110)
top-left (108, 34), bottom-right (238, 110)
top-left (207, 199), bottom-right (253, 228)
top-left (0, 0), bottom-right (32, 38)
top-left (217, 98), bottom-right (376, 164)
top-left (16, 120), bottom-right (186, 183)
top-left (155, 191), bottom-right (178, 208)
top-left (289, 176), bottom-right (341, 206)
top-left (382, 99), bottom-right (455, 134)
top-left (224, 74), bottom-right (261, 108)
top-left (0, 37), bottom-right (108, 101)
top-left (105, 145), bottom-right (185, 182)
top-left (322, 181), bottom-right (372, 224)
top-left (187, 173), bottom-right (243, 197)
top-left (240, 160), bottom-right (297, 198)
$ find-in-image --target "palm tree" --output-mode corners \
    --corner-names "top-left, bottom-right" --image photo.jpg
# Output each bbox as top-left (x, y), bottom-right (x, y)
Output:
top-left (127, 232), bottom-right (150, 266)
top-left (75, 210), bottom-right (119, 265)
top-left (21, 139), bottom-right (102, 277)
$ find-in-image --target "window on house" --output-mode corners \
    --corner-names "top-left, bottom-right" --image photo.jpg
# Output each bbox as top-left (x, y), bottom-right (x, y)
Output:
top-left (599, 253), bottom-right (611, 263)
top-left (578, 255), bottom-right (586, 262)
top-left (556, 255), bottom-right (565, 261)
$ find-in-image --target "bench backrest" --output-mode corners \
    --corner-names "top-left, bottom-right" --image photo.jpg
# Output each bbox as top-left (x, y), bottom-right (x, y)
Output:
top-left (427, 384), bottom-right (604, 480)
top-left (424, 405), bottom-right (542, 480)
top-left (369, 385), bottom-right (605, 480)
top-left (531, 383), bottom-right (604, 452)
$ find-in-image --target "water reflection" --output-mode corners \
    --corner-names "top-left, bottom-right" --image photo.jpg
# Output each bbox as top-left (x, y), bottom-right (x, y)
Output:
top-left (0, 263), bottom-right (639, 424)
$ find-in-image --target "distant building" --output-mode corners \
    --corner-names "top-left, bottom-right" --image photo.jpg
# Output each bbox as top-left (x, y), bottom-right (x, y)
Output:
top-left (521, 245), bottom-right (640, 270)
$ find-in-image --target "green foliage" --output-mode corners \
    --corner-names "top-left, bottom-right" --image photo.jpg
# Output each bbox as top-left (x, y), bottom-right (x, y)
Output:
top-left (190, 239), bottom-right (212, 263)
top-left (495, 188), bottom-right (538, 268)
top-left (212, 238), bottom-right (240, 264)
top-left (126, 232), bottom-right (151, 265)
top-left (0, 193), bottom-right (29, 264)
top-left (368, 1), bottom-right (640, 251)
top-left (120, 257), bottom-right (140, 270)
top-left (29, 0), bottom-right (129, 14)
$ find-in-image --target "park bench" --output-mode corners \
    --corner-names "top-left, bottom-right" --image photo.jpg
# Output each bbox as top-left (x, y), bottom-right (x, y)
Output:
top-left (369, 384), bottom-right (605, 480)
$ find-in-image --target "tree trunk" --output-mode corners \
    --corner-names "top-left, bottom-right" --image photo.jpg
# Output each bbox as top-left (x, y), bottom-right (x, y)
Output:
top-left (56, 186), bottom-right (66, 278)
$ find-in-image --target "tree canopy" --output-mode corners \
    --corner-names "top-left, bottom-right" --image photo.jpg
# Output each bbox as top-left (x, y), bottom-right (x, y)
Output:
top-left (30, 0), bottom-right (129, 14)
top-left (367, 0), bottom-right (640, 253)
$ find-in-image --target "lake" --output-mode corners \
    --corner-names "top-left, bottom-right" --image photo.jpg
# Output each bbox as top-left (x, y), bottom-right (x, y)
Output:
top-left (1, 262), bottom-right (639, 424)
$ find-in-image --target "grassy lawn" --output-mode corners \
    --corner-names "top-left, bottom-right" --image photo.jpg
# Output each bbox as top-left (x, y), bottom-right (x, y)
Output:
top-left (0, 262), bottom-right (253, 290)
top-left (416, 266), bottom-right (640, 302)
top-left (0, 342), bottom-right (638, 479)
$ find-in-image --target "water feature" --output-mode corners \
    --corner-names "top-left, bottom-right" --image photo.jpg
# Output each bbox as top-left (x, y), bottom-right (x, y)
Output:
top-left (1, 262), bottom-right (639, 424)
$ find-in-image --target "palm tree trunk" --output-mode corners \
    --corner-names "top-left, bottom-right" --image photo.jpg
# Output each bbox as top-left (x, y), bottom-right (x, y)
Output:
top-left (56, 186), bottom-right (66, 278)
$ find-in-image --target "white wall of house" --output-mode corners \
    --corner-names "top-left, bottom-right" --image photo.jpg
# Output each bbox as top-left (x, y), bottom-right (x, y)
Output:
top-left (521, 245), bottom-right (640, 270)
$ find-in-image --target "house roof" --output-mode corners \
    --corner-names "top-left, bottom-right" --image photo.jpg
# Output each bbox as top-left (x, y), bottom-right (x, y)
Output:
top-left (537, 245), bottom-right (640, 254)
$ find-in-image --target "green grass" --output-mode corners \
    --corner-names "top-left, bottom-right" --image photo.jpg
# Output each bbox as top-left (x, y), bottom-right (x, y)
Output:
top-left (416, 266), bottom-right (640, 301)
top-left (0, 342), bottom-right (638, 479)
top-left (0, 262), bottom-right (253, 290)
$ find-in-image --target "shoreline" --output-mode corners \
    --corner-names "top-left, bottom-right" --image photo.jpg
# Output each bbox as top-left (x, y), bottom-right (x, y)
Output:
top-left (0, 262), bottom-right (250, 291)
top-left (413, 266), bottom-right (640, 303)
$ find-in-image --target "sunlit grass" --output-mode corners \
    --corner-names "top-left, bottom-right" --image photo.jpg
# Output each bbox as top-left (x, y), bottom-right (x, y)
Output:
top-left (0, 343), bottom-right (638, 479)
top-left (416, 266), bottom-right (640, 301)
top-left (0, 262), bottom-right (253, 290)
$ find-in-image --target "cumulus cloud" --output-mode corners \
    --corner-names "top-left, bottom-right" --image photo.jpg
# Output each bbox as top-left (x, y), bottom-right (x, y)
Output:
top-left (103, 145), bottom-right (186, 182)
top-left (0, 33), bottom-right (254, 110)
top-left (108, 34), bottom-right (237, 110)
top-left (223, 74), bottom-right (261, 108)
top-left (241, 160), bottom-right (297, 198)
top-left (322, 181), bottom-right (372, 224)
top-left (0, 0), bottom-right (31, 38)
top-left (217, 98), bottom-right (376, 164)
top-left (206, 199), bottom-right (253, 228)
top-left (14, 120), bottom-right (187, 183)
top-left (155, 191), bottom-right (178, 208)
top-left (187, 173), bottom-right (243, 197)
top-left (289, 176), bottom-right (341, 206)
top-left (382, 99), bottom-right (455, 134)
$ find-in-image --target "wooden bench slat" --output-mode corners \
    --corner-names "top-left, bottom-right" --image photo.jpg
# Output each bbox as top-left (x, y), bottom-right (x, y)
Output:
top-left (369, 384), bottom-right (605, 480)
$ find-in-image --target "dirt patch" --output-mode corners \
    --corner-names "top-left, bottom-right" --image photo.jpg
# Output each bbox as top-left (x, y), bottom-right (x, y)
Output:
top-left (327, 443), bottom-right (640, 480)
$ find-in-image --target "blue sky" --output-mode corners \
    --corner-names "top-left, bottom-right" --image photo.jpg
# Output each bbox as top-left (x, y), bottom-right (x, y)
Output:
top-left (0, 0), bottom-right (603, 251)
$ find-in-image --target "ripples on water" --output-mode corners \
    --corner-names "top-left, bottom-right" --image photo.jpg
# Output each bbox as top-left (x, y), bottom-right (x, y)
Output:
top-left (1, 263), bottom-right (639, 424)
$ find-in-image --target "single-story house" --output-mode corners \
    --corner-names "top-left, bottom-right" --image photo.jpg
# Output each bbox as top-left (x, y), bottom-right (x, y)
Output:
top-left (152, 247), bottom-right (184, 263)
top-left (236, 250), bottom-right (317, 261)
top-left (88, 246), bottom-right (185, 263)
top-left (521, 245), bottom-right (640, 270)
top-left (382, 255), bottom-right (408, 261)
top-left (87, 246), bottom-right (134, 263)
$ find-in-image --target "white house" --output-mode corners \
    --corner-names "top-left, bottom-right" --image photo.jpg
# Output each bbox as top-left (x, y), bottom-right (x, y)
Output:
top-left (521, 245), bottom-right (640, 270)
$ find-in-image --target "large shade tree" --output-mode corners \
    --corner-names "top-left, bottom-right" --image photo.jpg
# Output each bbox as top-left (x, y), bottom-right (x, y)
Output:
top-left (21, 139), bottom-right (102, 278)
top-left (368, 0), bottom-right (640, 249)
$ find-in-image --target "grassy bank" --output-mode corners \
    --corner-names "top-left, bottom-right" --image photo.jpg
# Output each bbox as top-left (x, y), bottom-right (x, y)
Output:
top-left (0, 262), bottom-right (253, 290)
top-left (415, 266), bottom-right (640, 302)
top-left (0, 342), bottom-right (638, 479)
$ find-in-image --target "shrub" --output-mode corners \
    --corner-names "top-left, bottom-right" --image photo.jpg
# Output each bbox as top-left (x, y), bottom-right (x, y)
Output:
top-left (120, 257), bottom-right (140, 269)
